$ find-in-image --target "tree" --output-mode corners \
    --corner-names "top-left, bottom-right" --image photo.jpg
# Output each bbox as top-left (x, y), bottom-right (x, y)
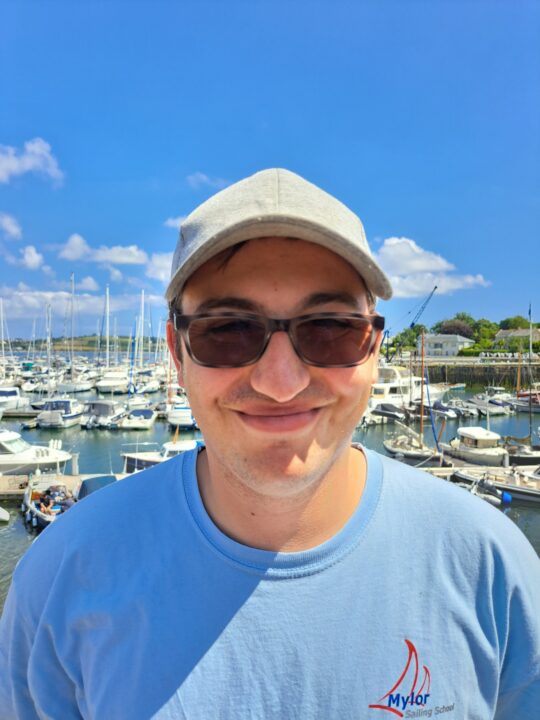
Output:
top-left (500, 315), bottom-right (529, 330)
top-left (436, 319), bottom-right (475, 338)
top-left (472, 318), bottom-right (499, 344)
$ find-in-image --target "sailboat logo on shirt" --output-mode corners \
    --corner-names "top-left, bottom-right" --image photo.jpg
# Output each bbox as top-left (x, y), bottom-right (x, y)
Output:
top-left (368, 639), bottom-right (431, 717)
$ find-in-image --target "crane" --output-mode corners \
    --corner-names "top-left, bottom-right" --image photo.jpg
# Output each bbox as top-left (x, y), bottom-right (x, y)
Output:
top-left (385, 285), bottom-right (437, 362)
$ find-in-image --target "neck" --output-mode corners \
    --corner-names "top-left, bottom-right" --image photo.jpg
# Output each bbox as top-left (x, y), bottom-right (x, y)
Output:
top-left (196, 446), bottom-right (366, 552)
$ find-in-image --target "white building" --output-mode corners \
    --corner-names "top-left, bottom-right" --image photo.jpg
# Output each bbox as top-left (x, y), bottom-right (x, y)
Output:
top-left (418, 334), bottom-right (474, 357)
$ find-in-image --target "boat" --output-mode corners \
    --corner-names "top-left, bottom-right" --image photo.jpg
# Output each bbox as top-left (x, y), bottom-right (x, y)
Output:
top-left (21, 479), bottom-right (69, 529)
top-left (121, 439), bottom-right (199, 474)
top-left (0, 387), bottom-right (32, 412)
top-left (439, 427), bottom-right (509, 466)
top-left (468, 394), bottom-right (512, 416)
top-left (445, 398), bottom-right (479, 418)
top-left (80, 399), bottom-right (127, 429)
top-left (0, 429), bottom-right (72, 474)
top-left (453, 476), bottom-right (513, 508)
top-left (0, 505), bottom-right (9, 522)
top-left (36, 397), bottom-right (84, 429)
top-left (166, 401), bottom-right (197, 429)
top-left (383, 423), bottom-right (441, 463)
top-left (111, 407), bottom-right (157, 430)
top-left (95, 368), bottom-right (131, 395)
top-left (369, 364), bottom-right (446, 413)
top-left (452, 465), bottom-right (540, 504)
top-left (370, 403), bottom-right (407, 422)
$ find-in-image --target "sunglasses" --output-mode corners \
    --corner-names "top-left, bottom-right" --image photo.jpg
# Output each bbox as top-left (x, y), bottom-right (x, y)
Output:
top-left (172, 311), bottom-right (385, 368)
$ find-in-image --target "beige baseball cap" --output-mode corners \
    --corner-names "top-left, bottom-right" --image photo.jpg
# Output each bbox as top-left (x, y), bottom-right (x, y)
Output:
top-left (166, 168), bottom-right (393, 302)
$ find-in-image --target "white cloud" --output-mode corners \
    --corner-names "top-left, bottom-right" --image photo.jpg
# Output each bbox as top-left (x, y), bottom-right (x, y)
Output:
top-left (58, 234), bottom-right (148, 267)
top-left (0, 285), bottom-right (168, 322)
top-left (77, 275), bottom-right (99, 291)
top-left (163, 216), bottom-right (185, 230)
top-left (186, 171), bottom-right (229, 190)
top-left (374, 236), bottom-right (489, 298)
top-left (107, 265), bottom-right (123, 282)
top-left (93, 244), bottom-right (148, 265)
top-left (0, 138), bottom-right (64, 185)
top-left (59, 233), bottom-right (91, 260)
top-left (42, 265), bottom-right (54, 276)
top-left (20, 245), bottom-right (44, 270)
top-left (0, 212), bottom-right (22, 239)
top-left (147, 252), bottom-right (173, 283)
top-left (374, 237), bottom-right (454, 276)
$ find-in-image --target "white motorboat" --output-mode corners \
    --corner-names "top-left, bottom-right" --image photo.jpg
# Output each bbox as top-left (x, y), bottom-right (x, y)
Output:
top-left (167, 402), bottom-right (197, 429)
top-left (0, 387), bottom-right (31, 412)
top-left (121, 439), bottom-right (199, 473)
top-left (112, 407), bottom-right (157, 430)
top-left (81, 399), bottom-right (127, 429)
top-left (0, 429), bottom-right (72, 474)
top-left (369, 365), bottom-right (446, 413)
top-left (95, 369), bottom-right (131, 395)
top-left (440, 427), bottom-right (509, 467)
top-left (36, 397), bottom-right (84, 429)
top-left (468, 394), bottom-right (511, 416)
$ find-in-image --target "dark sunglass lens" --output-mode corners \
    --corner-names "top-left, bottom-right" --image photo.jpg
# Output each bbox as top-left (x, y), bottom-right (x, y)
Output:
top-left (188, 316), bottom-right (266, 366)
top-left (296, 317), bottom-right (374, 366)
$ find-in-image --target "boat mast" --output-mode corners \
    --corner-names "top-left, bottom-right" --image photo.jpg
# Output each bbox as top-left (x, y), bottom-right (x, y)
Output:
top-left (419, 332), bottom-right (425, 446)
top-left (528, 303), bottom-right (533, 442)
top-left (105, 285), bottom-right (110, 369)
top-left (70, 273), bottom-right (75, 380)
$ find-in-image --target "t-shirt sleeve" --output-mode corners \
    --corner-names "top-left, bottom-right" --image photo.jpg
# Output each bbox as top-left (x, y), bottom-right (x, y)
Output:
top-left (494, 531), bottom-right (540, 718)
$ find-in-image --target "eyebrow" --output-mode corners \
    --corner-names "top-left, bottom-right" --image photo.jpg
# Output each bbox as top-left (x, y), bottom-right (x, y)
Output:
top-left (193, 292), bottom-right (362, 314)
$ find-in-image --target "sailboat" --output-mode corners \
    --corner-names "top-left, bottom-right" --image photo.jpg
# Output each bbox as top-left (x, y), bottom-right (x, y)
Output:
top-left (383, 334), bottom-right (442, 464)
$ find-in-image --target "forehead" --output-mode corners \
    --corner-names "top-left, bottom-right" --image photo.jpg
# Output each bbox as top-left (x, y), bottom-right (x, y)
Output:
top-left (180, 238), bottom-right (370, 313)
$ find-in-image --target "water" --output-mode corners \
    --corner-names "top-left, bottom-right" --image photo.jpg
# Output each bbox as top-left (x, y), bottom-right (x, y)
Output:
top-left (1, 390), bottom-right (539, 611)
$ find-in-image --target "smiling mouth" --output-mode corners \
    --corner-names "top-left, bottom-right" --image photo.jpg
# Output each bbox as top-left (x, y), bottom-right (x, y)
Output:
top-left (234, 408), bottom-right (321, 432)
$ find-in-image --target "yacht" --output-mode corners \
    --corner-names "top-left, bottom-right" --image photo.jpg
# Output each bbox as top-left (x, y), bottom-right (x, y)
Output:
top-left (81, 399), bottom-right (127, 429)
top-left (95, 368), bottom-right (131, 395)
top-left (0, 387), bottom-right (32, 412)
top-left (368, 365), bottom-right (446, 413)
top-left (167, 401), bottom-right (197, 429)
top-left (0, 429), bottom-right (72, 474)
top-left (121, 439), bottom-right (199, 474)
top-left (36, 397), bottom-right (85, 429)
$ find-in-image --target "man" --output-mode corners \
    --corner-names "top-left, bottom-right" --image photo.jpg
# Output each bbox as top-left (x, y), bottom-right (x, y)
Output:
top-left (1, 169), bottom-right (539, 719)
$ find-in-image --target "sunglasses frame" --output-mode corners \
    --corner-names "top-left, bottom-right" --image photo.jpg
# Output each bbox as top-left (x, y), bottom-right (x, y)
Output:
top-left (172, 311), bottom-right (385, 369)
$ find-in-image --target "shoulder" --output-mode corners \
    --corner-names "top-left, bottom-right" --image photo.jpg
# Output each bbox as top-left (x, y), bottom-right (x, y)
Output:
top-left (12, 450), bottom-right (198, 596)
top-left (367, 449), bottom-right (540, 578)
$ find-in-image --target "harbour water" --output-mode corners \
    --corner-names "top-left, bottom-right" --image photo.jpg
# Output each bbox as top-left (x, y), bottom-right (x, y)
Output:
top-left (1, 389), bottom-right (540, 611)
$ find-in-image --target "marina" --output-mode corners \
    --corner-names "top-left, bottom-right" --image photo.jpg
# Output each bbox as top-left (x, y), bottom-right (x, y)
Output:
top-left (1, 359), bottom-right (540, 610)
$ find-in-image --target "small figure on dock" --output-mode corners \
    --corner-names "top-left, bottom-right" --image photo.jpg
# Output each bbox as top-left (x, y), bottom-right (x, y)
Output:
top-left (1, 169), bottom-right (539, 719)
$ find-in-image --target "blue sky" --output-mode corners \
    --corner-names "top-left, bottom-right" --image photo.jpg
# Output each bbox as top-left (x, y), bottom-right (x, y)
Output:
top-left (1, 0), bottom-right (539, 340)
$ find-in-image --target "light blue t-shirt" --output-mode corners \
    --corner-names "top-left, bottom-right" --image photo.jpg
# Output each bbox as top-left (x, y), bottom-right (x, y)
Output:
top-left (1, 448), bottom-right (539, 719)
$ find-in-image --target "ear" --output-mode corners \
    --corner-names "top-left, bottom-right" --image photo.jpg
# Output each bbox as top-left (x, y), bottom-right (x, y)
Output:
top-left (166, 320), bottom-right (185, 388)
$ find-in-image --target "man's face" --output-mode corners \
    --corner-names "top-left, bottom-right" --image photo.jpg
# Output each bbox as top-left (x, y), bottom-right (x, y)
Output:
top-left (167, 237), bottom-right (382, 498)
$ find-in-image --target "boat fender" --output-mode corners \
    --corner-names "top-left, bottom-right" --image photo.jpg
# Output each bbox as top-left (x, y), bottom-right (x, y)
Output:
top-left (20, 502), bottom-right (25, 513)
top-left (31, 516), bottom-right (37, 527)
top-left (25, 510), bottom-right (31, 522)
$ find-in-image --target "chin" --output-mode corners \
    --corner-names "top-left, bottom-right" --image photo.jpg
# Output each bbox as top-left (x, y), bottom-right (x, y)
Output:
top-left (230, 446), bottom-right (336, 499)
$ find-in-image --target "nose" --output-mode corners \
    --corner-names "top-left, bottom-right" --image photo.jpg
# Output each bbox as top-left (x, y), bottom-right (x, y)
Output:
top-left (249, 331), bottom-right (311, 402)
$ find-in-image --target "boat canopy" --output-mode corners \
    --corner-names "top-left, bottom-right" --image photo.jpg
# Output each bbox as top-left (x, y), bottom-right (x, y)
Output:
top-left (457, 427), bottom-right (501, 448)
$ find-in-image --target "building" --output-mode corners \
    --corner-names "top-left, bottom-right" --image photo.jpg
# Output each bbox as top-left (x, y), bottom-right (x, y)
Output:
top-left (418, 334), bottom-right (474, 357)
top-left (495, 328), bottom-right (540, 345)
